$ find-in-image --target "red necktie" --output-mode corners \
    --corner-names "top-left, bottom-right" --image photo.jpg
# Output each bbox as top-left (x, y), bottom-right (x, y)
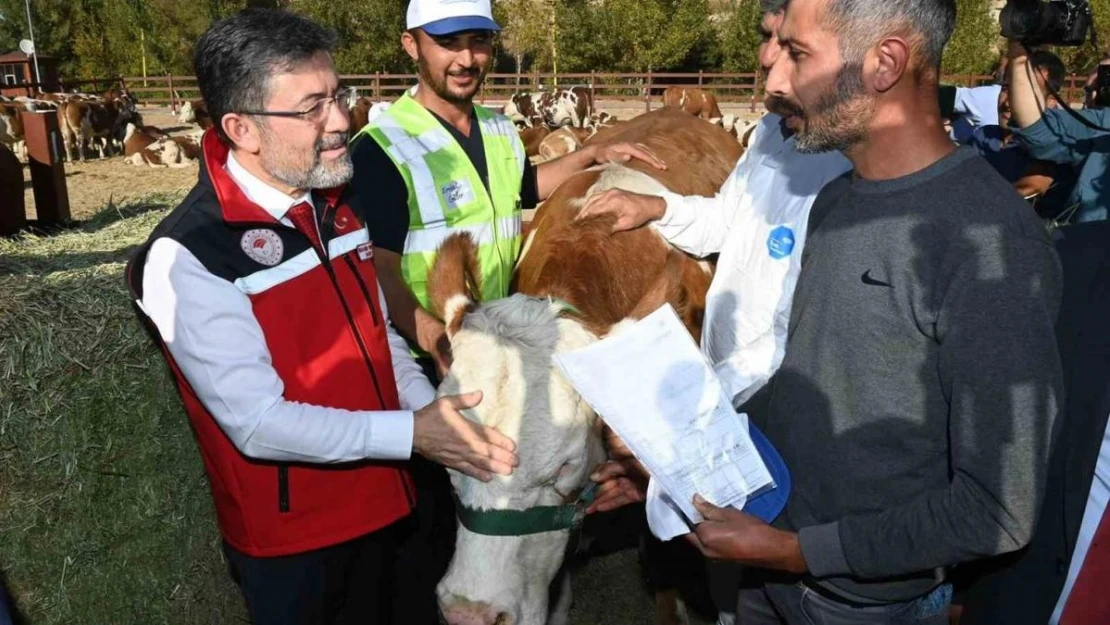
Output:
top-left (286, 201), bottom-right (323, 255)
top-left (1061, 503), bottom-right (1110, 624)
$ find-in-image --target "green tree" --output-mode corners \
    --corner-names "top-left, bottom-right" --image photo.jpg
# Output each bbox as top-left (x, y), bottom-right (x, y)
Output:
top-left (0, 0), bottom-right (81, 75)
top-left (494, 0), bottom-right (554, 73)
top-left (942, 0), bottom-right (1000, 76)
top-left (716, 0), bottom-right (762, 72)
top-left (557, 0), bottom-right (712, 72)
top-left (298, 0), bottom-right (410, 74)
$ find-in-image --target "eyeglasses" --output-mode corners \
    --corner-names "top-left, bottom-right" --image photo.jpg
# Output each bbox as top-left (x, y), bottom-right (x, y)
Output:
top-left (240, 87), bottom-right (356, 123)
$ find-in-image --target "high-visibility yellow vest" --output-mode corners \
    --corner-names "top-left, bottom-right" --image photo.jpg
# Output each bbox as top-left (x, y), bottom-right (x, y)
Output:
top-left (358, 92), bottom-right (527, 355)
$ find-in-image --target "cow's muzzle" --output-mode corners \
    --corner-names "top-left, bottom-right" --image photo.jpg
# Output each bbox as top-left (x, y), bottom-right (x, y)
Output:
top-left (440, 598), bottom-right (513, 625)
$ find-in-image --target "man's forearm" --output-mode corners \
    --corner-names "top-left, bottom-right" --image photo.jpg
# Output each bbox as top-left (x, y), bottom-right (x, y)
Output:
top-left (374, 251), bottom-right (444, 355)
top-left (1009, 50), bottom-right (1047, 128)
top-left (535, 146), bottom-right (599, 200)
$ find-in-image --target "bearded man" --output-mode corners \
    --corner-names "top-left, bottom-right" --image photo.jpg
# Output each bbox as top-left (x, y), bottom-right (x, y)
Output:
top-left (586, 0), bottom-right (1064, 623)
top-left (347, 1), bottom-right (664, 621)
top-left (127, 9), bottom-right (527, 625)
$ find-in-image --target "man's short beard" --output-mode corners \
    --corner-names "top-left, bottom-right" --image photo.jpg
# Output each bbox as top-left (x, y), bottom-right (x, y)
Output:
top-left (257, 120), bottom-right (352, 190)
top-left (793, 63), bottom-right (874, 154)
top-left (417, 55), bottom-right (485, 105)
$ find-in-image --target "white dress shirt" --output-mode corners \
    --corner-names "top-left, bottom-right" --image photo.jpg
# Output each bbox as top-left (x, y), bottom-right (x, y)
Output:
top-left (139, 152), bottom-right (436, 464)
top-left (1050, 412), bottom-right (1110, 624)
top-left (645, 114), bottom-right (851, 541)
top-left (655, 113), bottom-right (852, 406)
top-left (954, 85), bottom-right (1002, 129)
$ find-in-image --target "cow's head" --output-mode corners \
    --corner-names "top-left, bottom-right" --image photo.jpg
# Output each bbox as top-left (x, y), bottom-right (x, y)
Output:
top-left (429, 234), bottom-right (605, 625)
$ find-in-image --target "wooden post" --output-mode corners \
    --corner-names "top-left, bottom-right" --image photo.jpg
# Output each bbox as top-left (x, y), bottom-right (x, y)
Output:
top-left (0, 135), bottom-right (26, 235)
top-left (590, 70), bottom-right (596, 102)
top-left (751, 72), bottom-right (761, 113)
top-left (21, 110), bottom-right (71, 227)
top-left (645, 70), bottom-right (653, 112)
top-left (375, 72), bottom-right (381, 101)
top-left (168, 74), bottom-right (176, 114)
top-left (698, 70), bottom-right (703, 87)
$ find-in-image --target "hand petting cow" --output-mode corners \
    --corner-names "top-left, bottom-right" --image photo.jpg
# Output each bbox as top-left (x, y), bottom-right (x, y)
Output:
top-left (430, 108), bottom-right (741, 625)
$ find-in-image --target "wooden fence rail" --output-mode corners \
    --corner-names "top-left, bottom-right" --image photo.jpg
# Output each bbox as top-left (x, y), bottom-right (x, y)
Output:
top-left (10, 71), bottom-right (1091, 111)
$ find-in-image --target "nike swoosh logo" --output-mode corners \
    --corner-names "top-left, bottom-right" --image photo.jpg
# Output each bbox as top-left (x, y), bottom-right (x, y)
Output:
top-left (861, 270), bottom-right (893, 288)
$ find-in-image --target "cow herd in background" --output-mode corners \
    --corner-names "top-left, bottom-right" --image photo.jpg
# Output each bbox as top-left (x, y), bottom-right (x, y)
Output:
top-left (0, 87), bottom-right (204, 168)
top-left (1, 83), bottom-right (759, 181)
top-left (504, 85), bottom-right (759, 161)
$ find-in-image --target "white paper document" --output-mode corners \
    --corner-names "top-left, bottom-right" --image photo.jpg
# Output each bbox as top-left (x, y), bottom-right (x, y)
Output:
top-left (552, 305), bottom-right (774, 531)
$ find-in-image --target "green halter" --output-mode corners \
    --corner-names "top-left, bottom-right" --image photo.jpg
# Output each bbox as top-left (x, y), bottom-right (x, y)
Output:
top-left (455, 482), bottom-right (599, 537)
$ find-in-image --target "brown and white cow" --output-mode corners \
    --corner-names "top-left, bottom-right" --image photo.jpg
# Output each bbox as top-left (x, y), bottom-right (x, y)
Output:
top-left (126, 135), bottom-right (200, 168)
top-left (178, 99), bottom-right (213, 130)
top-left (519, 126), bottom-right (551, 158)
top-left (350, 96), bottom-right (391, 131)
top-left (0, 103), bottom-right (26, 160)
top-left (549, 86), bottom-right (594, 128)
top-left (57, 98), bottom-right (125, 160)
top-left (663, 87), bottom-right (723, 121)
top-left (504, 92), bottom-right (553, 129)
top-left (432, 108), bottom-right (740, 625)
top-left (537, 127), bottom-right (594, 161)
top-left (119, 122), bottom-right (169, 157)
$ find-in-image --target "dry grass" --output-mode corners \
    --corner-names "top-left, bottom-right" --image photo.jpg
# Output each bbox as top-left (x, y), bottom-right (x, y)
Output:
top-left (0, 194), bottom-right (244, 624)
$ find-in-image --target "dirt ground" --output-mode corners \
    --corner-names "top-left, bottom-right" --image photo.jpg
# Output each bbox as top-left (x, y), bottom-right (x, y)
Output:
top-left (19, 101), bottom-right (763, 223)
top-left (21, 108), bottom-right (199, 222)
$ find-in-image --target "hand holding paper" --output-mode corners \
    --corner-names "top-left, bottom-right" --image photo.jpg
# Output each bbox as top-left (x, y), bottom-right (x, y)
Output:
top-left (552, 305), bottom-right (779, 532)
top-left (686, 495), bottom-right (808, 573)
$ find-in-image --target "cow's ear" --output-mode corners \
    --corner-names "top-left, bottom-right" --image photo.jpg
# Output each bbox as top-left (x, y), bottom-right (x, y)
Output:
top-left (429, 233), bottom-right (483, 335)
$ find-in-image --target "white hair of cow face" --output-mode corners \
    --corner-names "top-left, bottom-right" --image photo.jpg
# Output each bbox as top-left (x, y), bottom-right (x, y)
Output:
top-left (177, 100), bottom-right (196, 125)
top-left (436, 294), bottom-right (606, 625)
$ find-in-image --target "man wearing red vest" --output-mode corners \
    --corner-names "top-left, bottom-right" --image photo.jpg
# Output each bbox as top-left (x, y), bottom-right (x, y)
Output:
top-left (126, 9), bottom-right (517, 625)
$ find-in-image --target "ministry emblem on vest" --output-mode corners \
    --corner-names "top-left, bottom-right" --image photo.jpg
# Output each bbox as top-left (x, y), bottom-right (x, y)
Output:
top-left (441, 179), bottom-right (475, 210)
top-left (240, 229), bottom-right (285, 267)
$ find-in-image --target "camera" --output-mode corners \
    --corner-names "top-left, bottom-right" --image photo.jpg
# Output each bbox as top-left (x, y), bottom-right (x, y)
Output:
top-left (1000, 0), bottom-right (1093, 46)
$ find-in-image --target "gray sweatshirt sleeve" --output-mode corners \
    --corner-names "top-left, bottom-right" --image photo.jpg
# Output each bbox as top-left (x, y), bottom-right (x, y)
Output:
top-left (799, 235), bottom-right (1063, 579)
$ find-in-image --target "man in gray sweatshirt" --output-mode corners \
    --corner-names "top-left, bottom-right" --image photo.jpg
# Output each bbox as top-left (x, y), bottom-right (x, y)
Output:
top-left (685, 0), bottom-right (1064, 622)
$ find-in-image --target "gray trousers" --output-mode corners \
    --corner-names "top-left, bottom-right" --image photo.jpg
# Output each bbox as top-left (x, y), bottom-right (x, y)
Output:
top-left (710, 564), bottom-right (951, 625)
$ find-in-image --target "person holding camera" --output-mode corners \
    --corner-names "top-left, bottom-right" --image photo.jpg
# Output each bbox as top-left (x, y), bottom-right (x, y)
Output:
top-left (960, 49), bottom-right (1078, 214)
top-left (1082, 54), bottom-right (1110, 108)
top-left (1009, 40), bottom-right (1109, 223)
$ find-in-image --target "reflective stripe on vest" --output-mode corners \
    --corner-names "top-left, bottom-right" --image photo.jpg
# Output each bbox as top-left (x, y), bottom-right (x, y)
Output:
top-left (359, 94), bottom-right (526, 343)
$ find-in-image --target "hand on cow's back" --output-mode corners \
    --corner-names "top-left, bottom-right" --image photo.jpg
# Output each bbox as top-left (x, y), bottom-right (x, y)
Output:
top-left (589, 142), bottom-right (668, 171)
top-left (577, 189), bottom-right (667, 234)
top-left (413, 391), bottom-right (519, 482)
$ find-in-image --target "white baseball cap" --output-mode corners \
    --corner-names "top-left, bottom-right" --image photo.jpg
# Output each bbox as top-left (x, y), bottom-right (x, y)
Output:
top-left (406, 0), bottom-right (501, 36)
top-left (407, 0), bottom-right (501, 36)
